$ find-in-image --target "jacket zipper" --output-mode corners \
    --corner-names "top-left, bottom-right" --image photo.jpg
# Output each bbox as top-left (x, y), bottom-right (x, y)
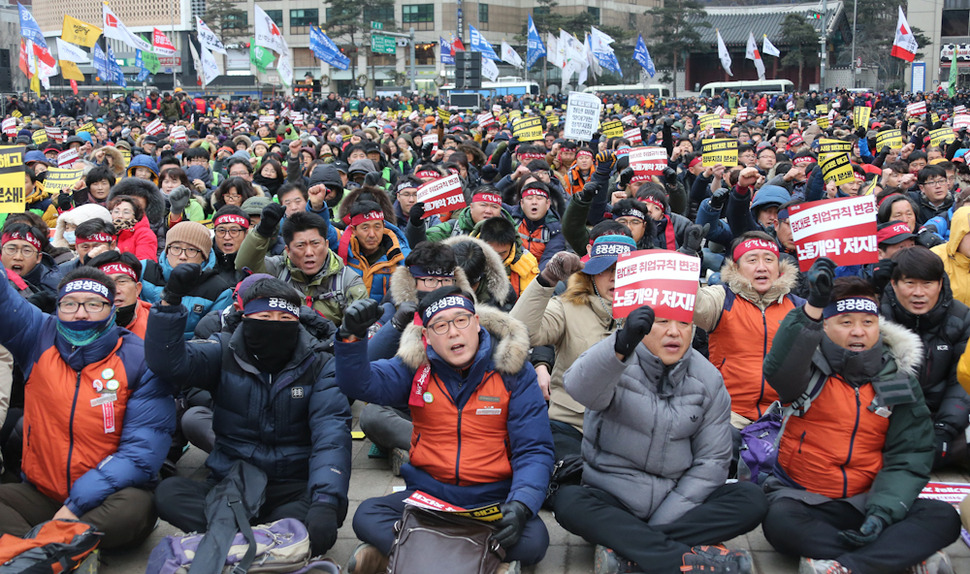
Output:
top-left (839, 386), bottom-right (862, 498)
top-left (758, 308), bottom-right (768, 417)
top-left (454, 407), bottom-right (463, 485)
top-left (65, 371), bottom-right (82, 492)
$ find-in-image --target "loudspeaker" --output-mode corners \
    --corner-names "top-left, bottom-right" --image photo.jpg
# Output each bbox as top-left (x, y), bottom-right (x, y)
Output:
top-left (0, 67), bottom-right (12, 92)
top-left (0, 49), bottom-right (10, 68)
top-left (455, 50), bottom-right (481, 90)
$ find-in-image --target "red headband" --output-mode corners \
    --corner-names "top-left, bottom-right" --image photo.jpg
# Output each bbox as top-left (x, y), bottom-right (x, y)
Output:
top-left (521, 186), bottom-right (548, 198)
top-left (99, 262), bottom-right (138, 281)
top-left (416, 170), bottom-right (440, 179)
top-left (518, 152), bottom-right (545, 161)
top-left (213, 213), bottom-right (251, 229)
top-left (642, 196), bottom-right (665, 212)
top-left (688, 156), bottom-right (703, 169)
top-left (76, 232), bottom-right (115, 245)
top-left (351, 211), bottom-right (384, 226)
top-left (853, 171), bottom-right (865, 183)
top-left (793, 156), bottom-right (816, 167)
top-left (473, 192), bottom-right (502, 205)
top-left (733, 238), bottom-right (780, 261)
top-left (2, 231), bottom-right (41, 251)
top-left (576, 150), bottom-right (593, 159)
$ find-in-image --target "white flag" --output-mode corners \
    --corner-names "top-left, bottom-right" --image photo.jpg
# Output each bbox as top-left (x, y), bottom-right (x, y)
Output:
top-left (500, 41), bottom-right (523, 69)
top-left (762, 35), bottom-right (780, 57)
top-left (102, 4), bottom-right (154, 53)
top-left (56, 38), bottom-right (90, 63)
top-left (891, 6), bottom-right (918, 62)
top-left (590, 27), bottom-right (615, 54)
top-left (745, 32), bottom-right (765, 81)
top-left (716, 29), bottom-right (733, 77)
top-left (188, 40), bottom-right (203, 82)
top-left (255, 5), bottom-right (287, 54)
top-left (197, 17), bottom-right (227, 55)
top-left (481, 54), bottom-right (499, 81)
top-left (546, 33), bottom-right (562, 68)
top-left (278, 52), bottom-right (294, 86)
top-left (199, 43), bottom-right (220, 86)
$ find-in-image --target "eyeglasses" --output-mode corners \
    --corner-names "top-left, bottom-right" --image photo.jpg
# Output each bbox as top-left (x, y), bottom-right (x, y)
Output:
top-left (58, 300), bottom-right (110, 314)
top-left (223, 192), bottom-right (242, 199)
top-left (215, 226), bottom-right (245, 237)
top-left (2, 244), bottom-right (38, 257)
top-left (923, 178), bottom-right (948, 187)
top-left (228, 171), bottom-right (250, 177)
top-left (111, 208), bottom-right (135, 217)
top-left (398, 192), bottom-right (418, 199)
top-left (415, 276), bottom-right (455, 289)
top-left (167, 245), bottom-right (203, 258)
top-left (427, 312), bottom-right (473, 336)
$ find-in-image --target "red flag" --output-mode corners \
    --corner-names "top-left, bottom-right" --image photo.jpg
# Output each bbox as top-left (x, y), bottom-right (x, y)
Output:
top-left (452, 36), bottom-right (465, 52)
top-left (32, 44), bottom-right (55, 68)
top-left (70, 79), bottom-right (78, 95)
top-left (18, 40), bottom-right (29, 78)
top-left (152, 28), bottom-right (177, 54)
top-left (891, 6), bottom-right (918, 62)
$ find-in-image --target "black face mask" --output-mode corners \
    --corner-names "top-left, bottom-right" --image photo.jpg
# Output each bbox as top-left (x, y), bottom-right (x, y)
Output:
top-left (115, 302), bottom-right (137, 328)
top-left (242, 317), bottom-right (299, 373)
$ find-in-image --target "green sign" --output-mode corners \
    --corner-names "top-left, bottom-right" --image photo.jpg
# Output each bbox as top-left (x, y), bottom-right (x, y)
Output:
top-left (371, 34), bottom-right (396, 54)
top-left (371, 21), bottom-right (383, 30)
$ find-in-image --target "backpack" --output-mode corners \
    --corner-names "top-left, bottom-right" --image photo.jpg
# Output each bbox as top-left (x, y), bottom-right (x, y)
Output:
top-left (0, 519), bottom-right (101, 574)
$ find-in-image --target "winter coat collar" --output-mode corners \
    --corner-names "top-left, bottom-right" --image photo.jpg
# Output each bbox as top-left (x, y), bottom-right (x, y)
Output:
top-left (721, 257), bottom-right (799, 309)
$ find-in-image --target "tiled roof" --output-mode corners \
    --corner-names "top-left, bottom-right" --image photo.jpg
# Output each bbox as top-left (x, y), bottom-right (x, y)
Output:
top-left (689, 1), bottom-right (844, 46)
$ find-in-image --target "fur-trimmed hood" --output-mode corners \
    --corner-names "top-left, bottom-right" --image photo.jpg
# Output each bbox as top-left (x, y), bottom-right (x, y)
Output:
top-left (108, 177), bottom-right (167, 226)
top-left (52, 203), bottom-right (112, 249)
top-left (876, 317), bottom-right (923, 378)
top-left (720, 257), bottom-right (799, 309)
top-left (396, 304), bottom-right (531, 375)
top-left (388, 265), bottom-right (474, 306)
top-left (441, 235), bottom-right (512, 308)
top-left (99, 146), bottom-right (127, 178)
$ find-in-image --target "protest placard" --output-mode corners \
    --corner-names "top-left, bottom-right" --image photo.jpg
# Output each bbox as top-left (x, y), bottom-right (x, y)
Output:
top-left (416, 174), bottom-right (466, 218)
top-left (701, 139), bottom-right (738, 167)
top-left (736, 107), bottom-right (748, 122)
top-left (0, 146), bottom-right (25, 214)
top-left (930, 127), bottom-right (957, 147)
top-left (853, 106), bottom-right (871, 128)
top-left (145, 118), bottom-right (165, 136)
top-left (77, 122), bottom-right (96, 134)
top-left (57, 149), bottom-right (79, 168)
top-left (788, 195), bottom-right (878, 272)
top-left (612, 249), bottom-right (701, 321)
top-left (437, 107), bottom-right (451, 123)
top-left (477, 112), bottom-right (495, 128)
top-left (628, 147), bottom-right (667, 183)
top-left (819, 152), bottom-right (855, 186)
top-left (600, 120), bottom-right (624, 139)
top-left (43, 167), bottom-right (84, 195)
top-left (918, 482), bottom-right (970, 507)
top-left (907, 101), bottom-right (927, 116)
top-left (875, 129), bottom-right (904, 150)
top-left (699, 114), bottom-right (720, 132)
top-left (818, 138), bottom-right (852, 156)
top-left (816, 104), bottom-right (828, 115)
top-left (170, 126), bottom-right (187, 143)
top-left (512, 116), bottom-right (543, 142)
top-left (404, 491), bottom-right (503, 522)
top-left (423, 133), bottom-right (439, 153)
top-left (1, 119), bottom-right (16, 137)
top-left (623, 127), bottom-right (642, 145)
top-left (955, 114), bottom-right (970, 130)
top-left (45, 127), bottom-right (63, 143)
top-left (816, 117), bottom-right (830, 129)
top-left (31, 130), bottom-right (47, 146)
top-left (775, 120), bottom-right (790, 130)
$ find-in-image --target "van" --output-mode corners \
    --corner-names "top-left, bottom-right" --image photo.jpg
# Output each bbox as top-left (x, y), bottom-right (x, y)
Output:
top-left (698, 80), bottom-right (794, 98)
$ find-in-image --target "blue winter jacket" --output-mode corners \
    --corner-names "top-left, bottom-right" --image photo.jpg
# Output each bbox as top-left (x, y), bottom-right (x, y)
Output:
top-left (140, 249), bottom-right (234, 339)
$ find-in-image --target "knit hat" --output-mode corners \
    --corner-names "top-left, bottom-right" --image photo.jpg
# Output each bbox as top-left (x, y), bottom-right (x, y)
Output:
top-left (166, 221), bottom-right (212, 260)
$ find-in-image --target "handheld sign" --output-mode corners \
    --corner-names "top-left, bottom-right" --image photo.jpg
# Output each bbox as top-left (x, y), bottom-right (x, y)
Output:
top-left (954, 114), bottom-right (970, 130)
top-left (57, 148), bottom-right (79, 168)
top-left (788, 195), bottom-right (878, 272)
top-left (628, 147), bottom-right (668, 184)
top-left (623, 127), bottom-right (642, 145)
top-left (875, 129), bottom-right (903, 150)
top-left (906, 101), bottom-right (927, 117)
top-left (819, 153), bottom-right (855, 186)
top-left (736, 107), bottom-right (748, 122)
top-left (600, 120), bottom-right (623, 139)
top-left (31, 130), bottom-right (47, 145)
top-left (930, 127), bottom-right (957, 147)
top-left (145, 118), bottom-right (165, 135)
top-left (46, 127), bottom-right (63, 143)
top-left (701, 139), bottom-right (738, 167)
top-left (477, 112), bottom-right (496, 128)
top-left (699, 114), bottom-right (720, 132)
top-left (775, 120), bottom-right (790, 130)
top-left (416, 174), bottom-right (466, 218)
top-left (612, 249), bottom-right (701, 322)
top-left (815, 116), bottom-right (830, 129)
top-left (815, 104), bottom-right (828, 115)
top-left (512, 116), bottom-right (543, 142)
top-left (43, 167), bottom-right (85, 195)
top-left (423, 133), bottom-right (439, 154)
top-left (818, 138), bottom-right (852, 156)
top-left (0, 146), bottom-right (25, 214)
top-left (853, 106), bottom-right (871, 128)
top-left (1, 118), bottom-right (16, 137)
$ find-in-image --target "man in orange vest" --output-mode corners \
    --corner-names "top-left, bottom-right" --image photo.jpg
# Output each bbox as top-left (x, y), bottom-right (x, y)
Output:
top-left (334, 290), bottom-right (553, 574)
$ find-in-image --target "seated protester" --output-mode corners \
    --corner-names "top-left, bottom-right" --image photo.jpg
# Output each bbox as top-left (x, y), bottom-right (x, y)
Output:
top-left (235, 207), bottom-right (367, 327)
top-left (510, 235), bottom-right (635, 459)
top-left (88, 251), bottom-right (150, 338)
top-left (127, 154), bottom-right (160, 185)
top-left (334, 292), bottom-right (554, 573)
top-left (59, 219), bottom-right (118, 274)
top-left (145, 276), bottom-right (351, 557)
top-left (472, 216), bottom-right (539, 298)
top-left (876, 221), bottom-right (916, 261)
top-left (762, 267), bottom-right (962, 574)
top-left (160, 172), bottom-right (206, 225)
top-left (52, 203), bottom-right (112, 252)
top-left (510, 180), bottom-right (565, 271)
top-left (612, 198), bottom-right (658, 251)
top-left (64, 162), bottom-right (115, 213)
top-left (909, 165), bottom-right (953, 226)
top-left (108, 177), bottom-right (168, 257)
top-left (405, 186), bottom-right (512, 247)
top-left (392, 176), bottom-right (440, 230)
top-left (636, 185), bottom-right (692, 251)
top-left (210, 206), bottom-right (249, 285)
top-left (276, 182), bottom-right (340, 247)
top-left (0, 264), bottom-right (174, 549)
top-left (725, 184), bottom-right (791, 238)
top-left (303, 164), bottom-right (346, 220)
top-left (335, 186), bottom-right (397, 229)
top-left (24, 167), bottom-right (58, 228)
top-left (141, 221), bottom-right (234, 339)
top-left (210, 177), bottom-right (259, 213)
top-left (0, 223), bottom-right (61, 295)
top-left (338, 200), bottom-right (410, 302)
top-left (694, 232), bottom-right (804, 427)
top-left (561, 151), bottom-right (620, 236)
top-left (565, 146), bottom-right (596, 196)
top-left (554, 303), bottom-right (767, 574)
top-left (446, 236), bottom-right (517, 312)
top-left (109, 195), bottom-right (157, 262)
top-left (880, 247), bottom-right (970, 470)
top-left (255, 158), bottom-right (285, 198)
top-left (931, 205), bottom-right (970, 308)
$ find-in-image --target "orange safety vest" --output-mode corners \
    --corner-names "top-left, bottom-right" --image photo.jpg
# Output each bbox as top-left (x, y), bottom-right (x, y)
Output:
top-left (409, 371), bottom-right (512, 486)
top-left (124, 299), bottom-right (153, 339)
top-left (517, 220), bottom-right (552, 263)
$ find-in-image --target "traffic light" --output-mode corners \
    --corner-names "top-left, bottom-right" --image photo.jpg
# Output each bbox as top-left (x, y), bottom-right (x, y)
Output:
top-left (808, 10), bottom-right (822, 19)
top-left (455, 51), bottom-right (481, 90)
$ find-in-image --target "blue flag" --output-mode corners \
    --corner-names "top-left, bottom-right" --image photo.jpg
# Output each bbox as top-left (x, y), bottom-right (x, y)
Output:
top-left (310, 26), bottom-right (350, 70)
top-left (634, 34), bottom-right (656, 79)
top-left (440, 36), bottom-right (455, 65)
top-left (469, 25), bottom-right (500, 61)
top-left (526, 15), bottom-right (545, 70)
top-left (92, 43), bottom-right (111, 80)
top-left (106, 43), bottom-right (126, 87)
top-left (594, 49), bottom-right (623, 77)
top-left (18, 3), bottom-right (47, 50)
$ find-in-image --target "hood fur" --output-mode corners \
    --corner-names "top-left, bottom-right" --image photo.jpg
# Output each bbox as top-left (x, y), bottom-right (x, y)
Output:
top-left (98, 146), bottom-right (127, 178)
top-left (52, 203), bottom-right (112, 249)
top-left (442, 235), bottom-right (511, 307)
top-left (396, 305), bottom-right (530, 375)
top-left (878, 318), bottom-right (923, 377)
top-left (720, 257), bottom-right (799, 308)
top-left (108, 177), bottom-right (167, 226)
top-left (389, 265), bottom-right (474, 305)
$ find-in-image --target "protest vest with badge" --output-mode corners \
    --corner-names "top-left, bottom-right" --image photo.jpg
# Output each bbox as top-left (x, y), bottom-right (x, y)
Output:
top-left (409, 371), bottom-right (513, 486)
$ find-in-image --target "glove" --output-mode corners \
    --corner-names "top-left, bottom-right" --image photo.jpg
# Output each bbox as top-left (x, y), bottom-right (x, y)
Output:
top-left (162, 263), bottom-right (203, 304)
top-left (870, 259), bottom-right (895, 296)
top-left (421, 141), bottom-right (434, 161)
top-left (617, 167), bottom-right (635, 189)
top-left (339, 298), bottom-right (382, 340)
top-left (709, 186), bottom-right (730, 211)
top-left (391, 301), bottom-right (419, 331)
top-left (26, 289), bottom-right (57, 314)
top-left (838, 515), bottom-right (885, 548)
top-left (540, 252), bottom-right (583, 286)
top-left (594, 151), bottom-right (616, 176)
top-left (916, 229), bottom-right (944, 248)
top-left (507, 137), bottom-right (521, 153)
top-left (578, 182), bottom-right (599, 203)
top-left (408, 202), bottom-right (426, 226)
top-left (934, 423), bottom-right (955, 468)
top-left (662, 166), bottom-right (678, 185)
top-left (256, 202), bottom-right (286, 237)
top-left (168, 185), bottom-right (191, 215)
top-left (56, 193), bottom-right (73, 212)
top-left (305, 502), bottom-right (339, 556)
top-left (614, 305), bottom-right (655, 359)
top-left (678, 223), bottom-right (708, 257)
top-left (806, 257), bottom-right (836, 309)
top-left (364, 172), bottom-right (383, 187)
top-left (493, 501), bottom-right (530, 549)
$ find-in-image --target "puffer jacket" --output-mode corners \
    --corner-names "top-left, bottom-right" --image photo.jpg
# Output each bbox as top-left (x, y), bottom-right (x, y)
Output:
top-left (881, 277), bottom-right (970, 440)
top-left (20, 252), bottom-right (62, 295)
top-left (337, 221), bottom-right (411, 302)
top-left (145, 303), bottom-right (352, 518)
top-left (442, 235), bottom-right (516, 311)
top-left (510, 206), bottom-right (565, 271)
top-left (140, 249), bottom-right (234, 339)
top-left (563, 331), bottom-right (732, 524)
top-left (115, 216), bottom-right (158, 262)
top-left (932, 206), bottom-right (970, 307)
top-left (908, 189), bottom-right (954, 227)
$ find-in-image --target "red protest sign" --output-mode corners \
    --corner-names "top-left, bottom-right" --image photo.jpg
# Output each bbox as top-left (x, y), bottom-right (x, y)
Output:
top-left (612, 250), bottom-right (701, 321)
top-left (623, 127), bottom-right (642, 145)
top-left (57, 149), bottom-right (79, 167)
top-left (906, 101), bottom-right (927, 117)
top-left (417, 174), bottom-right (466, 218)
top-left (145, 118), bottom-right (165, 136)
top-left (628, 147), bottom-right (667, 184)
top-left (788, 195), bottom-right (878, 272)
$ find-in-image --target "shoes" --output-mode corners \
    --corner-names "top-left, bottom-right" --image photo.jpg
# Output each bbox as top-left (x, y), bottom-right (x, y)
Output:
top-left (390, 448), bottom-right (409, 477)
top-left (799, 557), bottom-right (852, 574)
top-left (346, 543), bottom-right (388, 574)
top-left (908, 551), bottom-right (954, 574)
top-left (594, 545), bottom-right (642, 574)
top-left (681, 545), bottom-right (752, 573)
top-left (367, 443), bottom-right (387, 459)
top-left (496, 561), bottom-right (521, 574)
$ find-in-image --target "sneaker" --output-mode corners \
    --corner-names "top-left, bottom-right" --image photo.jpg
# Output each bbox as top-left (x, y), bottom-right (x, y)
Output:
top-left (594, 545), bottom-right (642, 574)
top-left (346, 543), bottom-right (388, 574)
top-left (681, 545), bottom-right (752, 573)
top-left (908, 551), bottom-right (954, 574)
top-left (390, 447), bottom-right (409, 476)
top-left (799, 557), bottom-right (852, 574)
top-left (367, 443), bottom-right (387, 459)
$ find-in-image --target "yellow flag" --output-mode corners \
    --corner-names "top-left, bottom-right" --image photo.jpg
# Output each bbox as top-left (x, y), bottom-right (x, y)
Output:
top-left (60, 61), bottom-right (85, 81)
top-left (62, 15), bottom-right (102, 48)
top-left (29, 73), bottom-right (40, 97)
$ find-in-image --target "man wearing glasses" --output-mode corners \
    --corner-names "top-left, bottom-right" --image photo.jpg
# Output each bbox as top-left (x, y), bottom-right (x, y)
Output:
top-left (210, 206), bottom-right (250, 284)
top-left (0, 224), bottom-right (61, 295)
top-left (910, 165), bottom-right (954, 226)
top-left (333, 289), bottom-right (553, 574)
top-left (0, 263), bottom-right (174, 549)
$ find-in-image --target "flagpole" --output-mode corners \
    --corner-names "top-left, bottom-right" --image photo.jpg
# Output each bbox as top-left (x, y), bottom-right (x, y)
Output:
top-left (850, 0), bottom-right (858, 89)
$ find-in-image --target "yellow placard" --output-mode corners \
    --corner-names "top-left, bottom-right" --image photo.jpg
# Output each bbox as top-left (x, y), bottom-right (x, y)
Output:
top-left (0, 146), bottom-right (26, 214)
top-left (818, 138), bottom-right (851, 156)
top-left (816, 116), bottom-right (830, 129)
top-left (601, 120), bottom-right (624, 138)
top-left (853, 106), bottom-right (871, 128)
top-left (820, 153), bottom-right (855, 186)
top-left (31, 130), bottom-right (47, 145)
top-left (78, 122), bottom-right (96, 134)
top-left (62, 15), bottom-right (102, 48)
top-left (875, 129), bottom-right (904, 150)
top-left (42, 167), bottom-right (84, 195)
top-left (509, 110), bottom-right (522, 119)
top-left (11, 110), bottom-right (21, 119)
top-left (816, 104), bottom-right (828, 115)
top-left (545, 113), bottom-right (559, 126)
top-left (512, 117), bottom-right (543, 142)
top-left (775, 120), bottom-right (790, 130)
top-left (700, 113), bottom-right (720, 132)
top-left (436, 107), bottom-right (451, 123)
top-left (701, 139), bottom-right (738, 167)
top-left (930, 127), bottom-right (957, 147)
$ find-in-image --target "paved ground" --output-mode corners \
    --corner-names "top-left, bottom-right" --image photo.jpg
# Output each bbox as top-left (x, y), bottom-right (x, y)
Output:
top-left (96, 404), bottom-right (970, 573)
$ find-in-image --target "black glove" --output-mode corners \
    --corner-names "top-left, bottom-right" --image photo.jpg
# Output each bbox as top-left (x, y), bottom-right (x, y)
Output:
top-left (162, 263), bottom-right (203, 305)
top-left (507, 137), bottom-right (521, 154)
top-left (168, 185), bottom-right (191, 215)
top-left (56, 192), bottom-right (73, 212)
top-left (709, 186), bottom-right (730, 211)
top-left (364, 172), bottom-right (383, 187)
top-left (391, 301), bottom-right (418, 331)
top-left (617, 167), bottom-right (635, 189)
top-left (855, 127), bottom-right (868, 139)
top-left (305, 502), bottom-right (339, 556)
top-left (916, 229), bottom-right (944, 248)
top-left (408, 202), bottom-right (426, 227)
top-left (421, 141), bottom-right (434, 161)
top-left (806, 257), bottom-right (836, 309)
top-left (339, 298), bottom-right (381, 340)
top-left (838, 515), bottom-right (885, 548)
top-left (256, 202), bottom-right (286, 237)
top-left (614, 305), bottom-right (655, 360)
top-left (26, 289), bottom-right (56, 313)
top-left (662, 166), bottom-right (678, 185)
top-left (493, 501), bottom-right (530, 549)
top-left (678, 223), bottom-right (708, 257)
top-left (578, 182), bottom-right (598, 203)
top-left (870, 259), bottom-right (895, 296)
top-left (594, 151), bottom-right (616, 177)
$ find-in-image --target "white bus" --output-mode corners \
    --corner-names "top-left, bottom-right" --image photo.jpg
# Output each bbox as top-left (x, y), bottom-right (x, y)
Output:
top-left (583, 84), bottom-right (672, 98)
top-left (698, 79), bottom-right (794, 98)
top-left (440, 79), bottom-right (540, 98)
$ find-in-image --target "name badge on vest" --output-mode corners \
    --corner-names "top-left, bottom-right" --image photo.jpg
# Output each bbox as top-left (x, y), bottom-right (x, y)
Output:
top-left (475, 406), bottom-right (502, 416)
